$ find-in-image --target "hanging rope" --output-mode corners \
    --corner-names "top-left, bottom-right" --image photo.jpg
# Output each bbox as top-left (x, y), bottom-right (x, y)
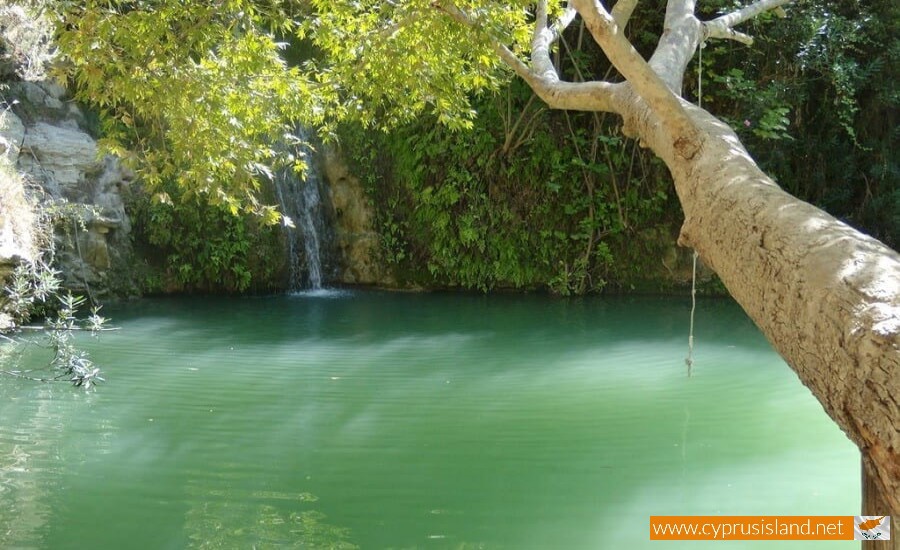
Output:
top-left (685, 250), bottom-right (698, 377)
top-left (684, 36), bottom-right (705, 378)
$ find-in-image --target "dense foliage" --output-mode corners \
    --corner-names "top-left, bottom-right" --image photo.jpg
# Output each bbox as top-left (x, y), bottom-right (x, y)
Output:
top-left (338, 0), bottom-right (898, 294)
top-left (6, 0), bottom-right (896, 293)
top-left (127, 181), bottom-right (284, 293)
top-left (689, 0), bottom-right (900, 247)
top-left (51, 0), bottom-right (329, 218)
top-left (342, 80), bottom-right (675, 294)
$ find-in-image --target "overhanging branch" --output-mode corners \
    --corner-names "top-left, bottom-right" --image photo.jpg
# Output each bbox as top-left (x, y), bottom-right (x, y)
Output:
top-left (435, 1), bottom-right (622, 113)
top-left (532, 0), bottom-right (577, 80)
top-left (703, 0), bottom-right (792, 45)
top-left (535, 80), bottom-right (627, 112)
top-left (434, 2), bottom-right (537, 85)
top-left (611, 0), bottom-right (638, 29)
top-left (572, 0), bottom-right (701, 157)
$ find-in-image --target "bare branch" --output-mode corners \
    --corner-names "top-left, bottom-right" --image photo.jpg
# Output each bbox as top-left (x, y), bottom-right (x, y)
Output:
top-left (435, 1), bottom-right (622, 113)
top-left (534, 80), bottom-right (626, 112)
top-left (664, 0), bottom-right (697, 27)
top-left (704, 26), bottom-right (753, 45)
top-left (531, 0), bottom-right (547, 48)
top-left (709, 0), bottom-right (792, 29)
top-left (611, 0), bottom-right (639, 29)
top-left (531, 1), bottom-right (577, 80)
top-left (531, 0), bottom-right (556, 78)
top-left (553, 4), bottom-right (578, 36)
top-left (647, 0), bottom-right (700, 91)
top-left (532, 0), bottom-right (549, 53)
top-left (571, 0), bottom-right (701, 157)
top-left (703, 0), bottom-right (793, 46)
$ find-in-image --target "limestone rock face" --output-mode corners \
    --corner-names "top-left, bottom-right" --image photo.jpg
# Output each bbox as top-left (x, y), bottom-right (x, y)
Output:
top-left (1, 80), bottom-right (135, 297)
top-left (0, 109), bottom-right (34, 287)
top-left (0, 108), bottom-right (24, 162)
top-left (19, 122), bottom-right (98, 190)
top-left (322, 149), bottom-right (389, 286)
top-left (0, 165), bottom-right (36, 283)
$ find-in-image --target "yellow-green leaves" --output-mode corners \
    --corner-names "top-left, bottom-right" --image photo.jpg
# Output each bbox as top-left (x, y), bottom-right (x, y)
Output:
top-left (306, 0), bottom-right (543, 130)
top-left (54, 0), bottom-right (330, 214)
top-left (50, 0), bottom-right (562, 211)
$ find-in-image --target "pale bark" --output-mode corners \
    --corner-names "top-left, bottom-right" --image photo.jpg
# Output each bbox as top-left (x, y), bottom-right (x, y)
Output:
top-left (611, 0), bottom-right (638, 29)
top-left (439, 0), bottom-right (900, 515)
top-left (531, 0), bottom-right (577, 80)
top-left (571, 0), bottom-right (700, 156)
top-left (616, 34), bottom-right (899, 525)
top-left (704, 0), bottom-right (792, 45)
top-left (647, 0), bottom-right (700, 90)
top-left (437, 2), bottom-right (623, 112)
top-left (657, 96), bottom-right (900, 516)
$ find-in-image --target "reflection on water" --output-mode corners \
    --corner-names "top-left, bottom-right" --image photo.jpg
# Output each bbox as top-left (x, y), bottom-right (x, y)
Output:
top-left (0, 293), bottom-right (859, 549)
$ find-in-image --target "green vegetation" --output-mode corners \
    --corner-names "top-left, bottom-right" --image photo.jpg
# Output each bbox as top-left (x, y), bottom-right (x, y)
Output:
top-left (341, 79), bottom-right (675, 294)
top-left (689, 0), bottom-right (900, 247)
top-left (0, 165), bottom-right (106, 387)
top-left (337, 0), bottom-right (898, 293)
top-left (3, 0), bottom-right (897, 294)
top-left (126, 182), bottom-right (285, 294)
top-left (52, 0), bottom-right (327, 219)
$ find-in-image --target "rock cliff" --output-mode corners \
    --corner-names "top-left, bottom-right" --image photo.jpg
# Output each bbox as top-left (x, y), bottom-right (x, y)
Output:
top-left (322, 148), bottom-right (390, 286)
top-left (0, 80), bottom-right (135, 297)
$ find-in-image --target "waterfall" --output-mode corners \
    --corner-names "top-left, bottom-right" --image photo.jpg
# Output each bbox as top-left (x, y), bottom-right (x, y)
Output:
top-left (273, 128), bottom-right (330, 291)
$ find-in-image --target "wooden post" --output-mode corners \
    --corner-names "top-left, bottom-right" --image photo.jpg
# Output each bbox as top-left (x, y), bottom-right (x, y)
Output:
top-left (862, 455), bottom-right (898, 550)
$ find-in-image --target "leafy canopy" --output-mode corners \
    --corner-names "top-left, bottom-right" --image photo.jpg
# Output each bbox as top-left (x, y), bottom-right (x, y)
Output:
top-left (52, 0), bottom-right (334, 217)
top-left (303, 0), bottom-right (540, 129)
top-left (44, 0), bottom-right (556, 210)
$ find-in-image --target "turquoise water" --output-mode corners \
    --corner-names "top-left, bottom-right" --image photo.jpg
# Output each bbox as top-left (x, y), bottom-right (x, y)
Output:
top-left (0, 292), bottom-right (860, 548)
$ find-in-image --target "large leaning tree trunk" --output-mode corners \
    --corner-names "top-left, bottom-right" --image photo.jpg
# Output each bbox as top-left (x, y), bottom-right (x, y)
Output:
top-left (442, 0), bottom-right (900, 520)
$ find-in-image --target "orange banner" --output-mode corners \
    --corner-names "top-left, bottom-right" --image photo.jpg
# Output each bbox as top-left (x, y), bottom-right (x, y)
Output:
top-left (650, 516), bottom-right (856, 540)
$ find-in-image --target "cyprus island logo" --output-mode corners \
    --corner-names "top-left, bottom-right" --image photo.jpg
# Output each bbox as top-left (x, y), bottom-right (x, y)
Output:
top-left (854, 516), bottom-right (891, 540)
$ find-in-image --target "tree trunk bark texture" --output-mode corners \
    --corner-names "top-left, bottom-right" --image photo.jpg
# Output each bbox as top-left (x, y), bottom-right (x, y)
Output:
top-left (479, 0), bottom-right (897, 526)
top-left (618, 85), bottom-right (900, 517)
top-left (863, 456), bottom-right (899, 549)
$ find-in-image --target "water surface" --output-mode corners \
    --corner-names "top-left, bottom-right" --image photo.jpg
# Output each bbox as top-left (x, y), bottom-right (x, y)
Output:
top-left (0, 293), bottom-right (860, 548)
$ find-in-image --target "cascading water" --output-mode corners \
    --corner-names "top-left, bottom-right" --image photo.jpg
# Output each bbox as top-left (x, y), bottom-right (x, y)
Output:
top-left (273, 128), bottom-right (331, 292)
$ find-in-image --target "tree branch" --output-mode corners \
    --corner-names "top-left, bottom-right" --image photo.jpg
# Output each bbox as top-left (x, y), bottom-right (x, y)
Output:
top-left (371, 13), bottom-right (419, 41)
top-left (435, 2), bottom-right (537, 85)
top-left (553, 4), bottom-right (578, 37)
top-left (703, 0), bottom-right (792, 46)
top-left (611, 0), bottom-right (639, 29)
top-left (531, 0), bottom-right (577, 80)
top-left (704, 26), bottom-right (753, 45)
top-left (708, 0), bottom-right (791, 29)
top-left (435, 1), bottom-right (622, 113)
top-left (531, 0), bottom-right (555, 78)
top-left (532, 0), bottom-right (549, 55)
top-left (571, 0), bottom-right (701, 157)
top-left (648, 0), bottom-right (700, 91)
top-left (535, 80), bottom-right (626, 112)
